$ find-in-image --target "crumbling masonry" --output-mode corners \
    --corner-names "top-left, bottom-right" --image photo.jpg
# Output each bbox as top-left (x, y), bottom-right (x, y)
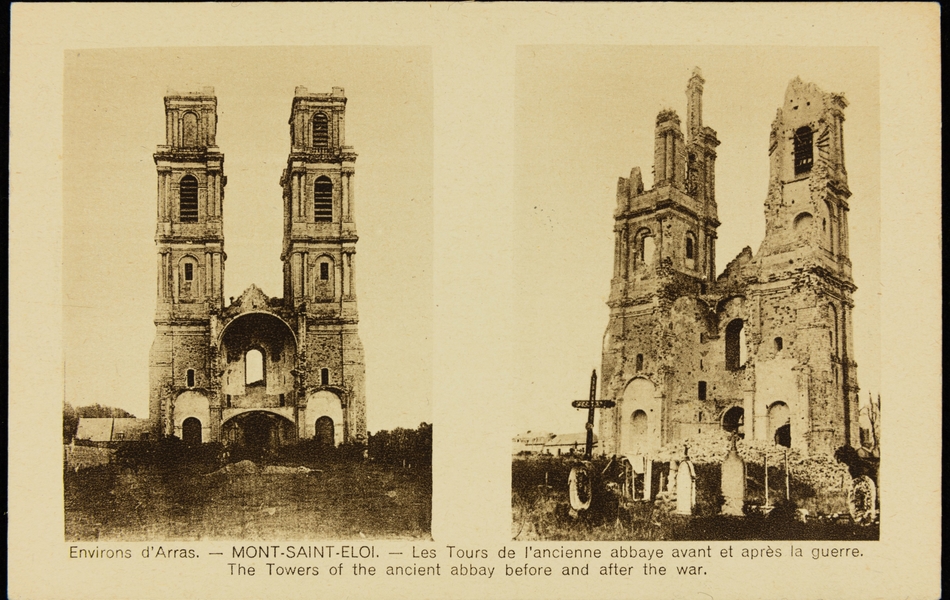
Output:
top-left (600, 69), bottom-right (859, 458)
top-left (148, 87), bottom-right (366, 455)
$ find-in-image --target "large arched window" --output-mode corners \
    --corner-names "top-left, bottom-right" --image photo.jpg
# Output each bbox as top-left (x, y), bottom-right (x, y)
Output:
top-left (793, 126), bottom-right (813, 175)
top-left (641, 234), bottom-right (655, 266)
top-left (182, 112), bottom-right (199, 147)
top-left (314, 176), bottom-right (333, 222)
top-left (179, 175), bottom-right (199, 222)
top-left (312, 113), bottom-right (329, 148)
top-left (725, 318), bottom-right (746, 371)
top-left (245, 349), bottom-right (264, 386)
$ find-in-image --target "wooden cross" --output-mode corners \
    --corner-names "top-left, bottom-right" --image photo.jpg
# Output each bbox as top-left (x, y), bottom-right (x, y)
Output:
top-left (571, 369), bottom-right (615, 459)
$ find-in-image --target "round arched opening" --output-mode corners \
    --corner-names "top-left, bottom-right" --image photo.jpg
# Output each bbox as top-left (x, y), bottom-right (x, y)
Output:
top-left (182, 417), bottom-right (202, 445)
top-left (222, 411), bottom-right (296, 462)
top-left (315, 416), bottom-right (335, 447)
top-left (768, 402), bottom-right (791, 448)
top-left (722, 406), bottom-right (745, 438)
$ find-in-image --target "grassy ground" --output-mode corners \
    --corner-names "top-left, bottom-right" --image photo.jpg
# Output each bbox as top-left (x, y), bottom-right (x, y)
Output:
top-left (512, 455), bottom-right (878, 541)
top-left (65, 460), bottom-right (431, 541)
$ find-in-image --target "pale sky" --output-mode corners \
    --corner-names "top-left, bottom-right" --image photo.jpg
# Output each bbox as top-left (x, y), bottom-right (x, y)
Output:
top-left (513, 46), bottom-right (880, 436)
top-left (63, 47), bottom-right (433, 431)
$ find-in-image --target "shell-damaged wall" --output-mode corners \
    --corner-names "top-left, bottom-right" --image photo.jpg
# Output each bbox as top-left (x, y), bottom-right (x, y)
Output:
top-left (600, 72), bottom-right (859, 459)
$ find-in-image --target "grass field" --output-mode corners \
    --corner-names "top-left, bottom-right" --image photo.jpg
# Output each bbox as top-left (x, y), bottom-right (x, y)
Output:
top-left (65, 459), bottom-right (431, 541)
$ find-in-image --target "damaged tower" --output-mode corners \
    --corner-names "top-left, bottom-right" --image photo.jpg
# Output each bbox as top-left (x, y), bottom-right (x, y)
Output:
top-left (600, 69), bottom-right (858, 457)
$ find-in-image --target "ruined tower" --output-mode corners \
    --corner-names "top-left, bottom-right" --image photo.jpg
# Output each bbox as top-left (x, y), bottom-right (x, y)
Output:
top-left (600, 70), bottom-right (858, 458)
top-left (748, 78), bottom-right (858, 455)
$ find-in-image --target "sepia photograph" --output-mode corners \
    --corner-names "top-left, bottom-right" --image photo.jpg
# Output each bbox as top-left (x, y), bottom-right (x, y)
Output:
top-left (62, 47), bottom-right (433, 540)
top-left (8, 4), bottom-right (940, 600)
top-left (512, 46), bottom-right (881, 541)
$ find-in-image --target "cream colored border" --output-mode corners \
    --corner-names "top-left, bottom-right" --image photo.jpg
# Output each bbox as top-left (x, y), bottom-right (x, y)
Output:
top-left (9, 4), bottom-right (940, 599)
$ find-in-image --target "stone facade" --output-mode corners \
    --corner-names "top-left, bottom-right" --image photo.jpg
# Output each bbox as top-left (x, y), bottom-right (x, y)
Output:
top-left (600, 69), bottom-right (859, 458)
top-left (148, 87), bottom-right (366, 454)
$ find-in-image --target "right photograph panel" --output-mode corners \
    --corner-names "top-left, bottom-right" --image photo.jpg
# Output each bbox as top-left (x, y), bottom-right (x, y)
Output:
top-left (512, 46), bottom-right (880, 541)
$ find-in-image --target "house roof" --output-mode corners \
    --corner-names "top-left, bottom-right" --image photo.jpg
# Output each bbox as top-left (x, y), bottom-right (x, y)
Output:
top-left (544, 432), bottom-right (598, 447)
top-left (75, 418), bottom-right (114, 442)
top-left (75, 418), bottom-right (151, 441)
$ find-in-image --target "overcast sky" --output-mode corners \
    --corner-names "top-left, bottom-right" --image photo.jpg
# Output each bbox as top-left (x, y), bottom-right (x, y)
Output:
top-left (513, 46), bottom-right (880, 436)
top-left (63, 47), bottom-right (433, 431)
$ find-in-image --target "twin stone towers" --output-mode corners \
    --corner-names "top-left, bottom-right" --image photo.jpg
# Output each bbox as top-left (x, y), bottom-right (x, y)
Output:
top-left (146, 71), bottom-right (860, 460)
top-left (148, 86), bottom-right (364, 456)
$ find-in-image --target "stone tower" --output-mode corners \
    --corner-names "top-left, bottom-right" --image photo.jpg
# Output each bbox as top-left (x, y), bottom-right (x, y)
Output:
top-left (747, 78), bottom-right (858, 455)
top-left (147, 86), bottom-right (367, 452)
top-left (149, 88), bottom-right (227, 439)
top-left (601, 69), bottom-right (721, 457)
top-left (600, 71), bottom-right (859, 459)
top-left (279, 86), bottom-right (366, 445)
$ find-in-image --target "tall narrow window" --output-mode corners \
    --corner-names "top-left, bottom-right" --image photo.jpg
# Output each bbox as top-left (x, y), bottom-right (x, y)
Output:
top-left (793, 126), bottom-right (813, 175)
top-left (635, 354), bottom-right (644, 372)
top-left (184, 262), bottom-right (194, 281)
top-left (179, 175), bottom-right (199, 222)
top-left (685, 235), bottom-right (694, 260)
top-left (245, 349), bottom-right (264, 385)
top-left (698, 381), bottom-right (707, 400)
top-left (314, 176), bottom-right (333, 222)
top-left (186, 369), bottom-right (195, 388)
top-left (312, 113), bottom-right (329, 147)
top-left (725, 319), bottom-right (745, 371)
top-left (320, 368), bottom-right (330, 386)
top-left (320, 262), bottom-right (330, 281)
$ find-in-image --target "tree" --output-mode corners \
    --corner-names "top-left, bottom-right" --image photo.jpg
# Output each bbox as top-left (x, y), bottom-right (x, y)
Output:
top-left (75, 403), bottom-right (136, 419)
top-left (63, 403), bottom-right (79, 443)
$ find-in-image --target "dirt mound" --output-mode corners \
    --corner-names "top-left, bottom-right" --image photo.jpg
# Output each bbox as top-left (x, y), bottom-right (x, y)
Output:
top-left (262, 465), bottom-right (312, 475)
top-left (207, 460), bottom-right (260, 476)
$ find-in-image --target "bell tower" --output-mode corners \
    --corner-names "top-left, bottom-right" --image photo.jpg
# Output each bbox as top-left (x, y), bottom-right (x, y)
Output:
top-left (149, 87), bottom-right (227, 437)
top-left (280, 86), bottom-right (366, 444)
top-left (752, 78), bottom-right (858, 453)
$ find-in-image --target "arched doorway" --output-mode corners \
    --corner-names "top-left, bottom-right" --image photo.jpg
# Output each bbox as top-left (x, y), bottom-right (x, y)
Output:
top-left (222, 411), bottom-right (295, 462)
top-left (768, 402), bottom-right (790, 447)
top-left (315, 416), bottom-right (335, 447)
top-left (722, 406), bottom-right (745, 438)
top-left (182, 417), bottom-right (202, 445)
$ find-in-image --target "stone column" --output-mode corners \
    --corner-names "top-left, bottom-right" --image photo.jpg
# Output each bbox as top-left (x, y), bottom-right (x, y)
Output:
top-left (343, 252), bottom-right (351, 298)
top-left (157, 252), bottom-right (165, 299)
top-left (293, 173), bottom-right (300, 218)
top-left (205, 252), bottom-right (212, 298)
top-left (665, 133), bottom-right (673, 182)
top-left (348, 252), bottom-right (356, 298)
top-left (347, 171), bottom-right (355, 223)
top-left (342, 173), bottom-right (350, 222)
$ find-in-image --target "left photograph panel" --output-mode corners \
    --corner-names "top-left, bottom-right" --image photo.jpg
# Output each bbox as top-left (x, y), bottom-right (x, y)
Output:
top-left (63, 47), bottom-right (433, 540)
